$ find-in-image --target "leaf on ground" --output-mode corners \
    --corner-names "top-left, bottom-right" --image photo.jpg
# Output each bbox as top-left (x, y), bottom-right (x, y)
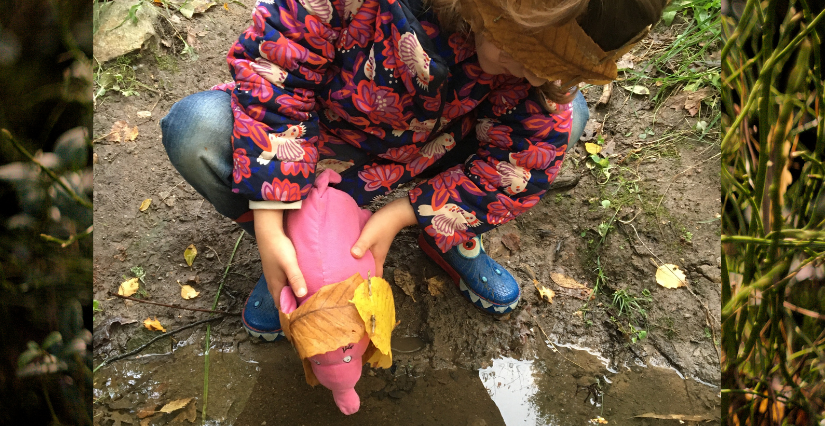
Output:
top-left (656, 264), bottom-right (687, 289)
top-left (549, 273), bottom-right (588, 289)
top-left (426, 275), bottom-right (448, 297)
top-left (501, 233), bottom-right (521, 252)
top-left (282, 274), bottom-right (365, 360)
top-left (585, 142), bottom-right (602, 155)
top-left (183, 244), bottom-right (197, 267)
top-left (634, 413), bottom-right (715, 421)
top-left (616, 53), bottom-right (635, 70)
top-left (107, 120), bottom-right (139, 142)
top-left (392, 268), bottom-right (417, 302)
top-left (180, 284), bottom-right (199, 300)
top-left (136, 111), bottom-right (152, 119)
top-left (136, 408), bottom-right (156, 419)
top-left (622, 85), bottom-right (650, 96)
top-left (579, 119), bottom-right (602, 141)
top-left (589, 417), bottom-right (609, 424)
top-left (118, 277), bottom-right (140, 297)
top-left (159, 398), bottom-right (193, 414)
top-left (536, 285), bottom-right (555, 303)
top-left (143, 317), bottom-right (166, 332)
top-left (139, 198), bottom-right (151, 212)
top-left (351, 276), bottom-right (396, 368)
top-left (171, 398), bottom-right (197, 423)
top-left (683, 88), bottom-right (713, 117)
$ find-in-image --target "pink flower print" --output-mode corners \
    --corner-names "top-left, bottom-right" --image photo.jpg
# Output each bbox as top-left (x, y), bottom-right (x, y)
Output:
top-left (509, 143), bottom-right (558, 170)
top-left (554, 109), bottom-right (573, 133)
top-left (235, 64), bottom-right (274, 103)
top-left (232, 105), bottom-right (272, 152)
top-left (462, 62), bottom-right (495, 86)
top-left (281, 159), bottom-right (316, 178)
top-left (420, 94), bottom-right (441, 111)
top-left (258, 123), bottom-right (307, 165)
top-left (418, 203), bottom-right (480, 237)
top-left (420, 133), bottom-right (455, 159)
top-left (476, 119), bottom-right (513, 149)
top-left (448, 32), bottom-right (475, 63)
top-left (334, 128), bottom-right (368, 148)
top-left (233, 148), bottom-right (252, 184)
top-left (243, 6), bottom-right (271, 39)
top-left (259, 37), bottom-right (309, 71)
top-left (251, 59), bottom-right (288, 88)
top-left (486, 193), bottom-right (540, 225)
top-left (496, 161), bottom-right (531, 195)
top-left (305, 19), bottom-right (337, 60)
top-left (521, 115), bottom-right (557, 140)
top-left (442, 95), bottom-right (477, 120)
top-left (424, 225), bottom-right (475, 253)
top-left (343, 0), bottom-right (364, 19)
top-left (298, 0), bottom-right (333, 23)
top-left (409, 187), bottom-right (422, 203)
top-left (421, 21), bottom-right (440, 38)
top-left (379, 145), bottom-right (420, 163)
top-left (406, 155), bottom-right (436, 176)
top-left (275, 94), bottom-right (312, 121)
top-left (408, 118), bottom-right (436, 133)
top-left (364, 47), bottom-right (376, 80)
top-left (469, 160), bottom-right (501, 191)
top-left (429, 166), bottom-right (486, 210)
top-left (279, 4), bottom-right (306, 40)
top-left (339, 0), bottom-right (376, 49)
top-left (397, 32), bottom-right (432, 89)
top-left (489, 84), bottom-right (529, 116)
top-left (545, 159), bottom-right (562, 182)
top-left (352, 80), bottom-right (408, 128)
top-left (358, 164), bottom-right (405, 192)
top-left (261, 178), bottom-right (302, 201)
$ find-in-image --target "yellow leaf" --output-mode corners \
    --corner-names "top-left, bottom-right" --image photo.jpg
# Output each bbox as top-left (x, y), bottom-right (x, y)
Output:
top-left (127, 125), bottom-right (139, 141)
top-left (184, 244), bottom-right (197, 267)
top-left (281, 274), bottom-right (365, 359)
top-left (159, 398), bottom-right (193, 413)
top-left (656, 264), bottom-right (687, 289)
top-left (549, 273), bottom-right (588, 289)
top-left (536, 284), bottom-right (555, 303)
top-left (585, 143), bottom-right (602, 155)
top-left (118, 277), bottom-right (140, 297)
top-left (139, 198), bottom-right (152, 212)
top-left (223, 2), bottom-right (228, 10)
top-left (351, 276), bottom-right (396, 363)
top-left (144, 317), bottom-right (166, 332)
top-left (180, 285), bottom-right (199, 300)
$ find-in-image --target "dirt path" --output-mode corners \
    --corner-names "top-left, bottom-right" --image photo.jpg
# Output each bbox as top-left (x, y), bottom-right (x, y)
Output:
top-left (93, 2), bottom-right (721, 424)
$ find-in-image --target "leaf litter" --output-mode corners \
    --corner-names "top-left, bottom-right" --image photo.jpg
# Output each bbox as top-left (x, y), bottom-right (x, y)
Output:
top-left (656, 264), bottom-right (687, 289)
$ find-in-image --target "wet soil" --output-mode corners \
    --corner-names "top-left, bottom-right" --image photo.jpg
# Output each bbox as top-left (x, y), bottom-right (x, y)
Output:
top-left (93, 2), bottom-right (721, 424)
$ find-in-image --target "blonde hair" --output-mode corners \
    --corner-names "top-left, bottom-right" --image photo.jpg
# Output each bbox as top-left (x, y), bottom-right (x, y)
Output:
top-left (427, 0), bottom-right (588, 34)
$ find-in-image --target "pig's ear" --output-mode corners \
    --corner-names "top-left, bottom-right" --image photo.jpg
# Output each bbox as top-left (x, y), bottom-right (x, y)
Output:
top-left (280, 287), bottom-right (298, 314)
top-left (314, 169), bottom-right (342, 196)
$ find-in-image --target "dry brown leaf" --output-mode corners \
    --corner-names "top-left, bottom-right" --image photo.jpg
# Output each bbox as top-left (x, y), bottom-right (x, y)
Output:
top-left (139, 199), bottom-right (152, 212)
top-left (683, 87), bottom-right (713, 117)
top-left (136, 111), bottom-right (152, 119)
top-left (118, 277), bottom-right (140, 297)
top-left (500, 233), bottom-right (521, 252)
top-left (536, 285), bottom-right (555, 303)
top-left (549, 273), bottom-right (588, 289)
top-left (143, 317), bottom-right (166, 332)
top-left (656, 264), bottom-right (687, 289)
top-left (160, 398), bottom-right (193, 414)
top-left (106, 121), bottom-right (129, 142)
top-left (180, 284), bottom-right (199, 300)
top-left (392, 268), bottom-right (417, 302)
top-left (281, 274), bottom-right (365, 360)
top-left (140, 417), bottom-right (155, 426)
top-left (597, 83), bottom-right (613, 106)
top-left (171, 399), bottom-right (197, 423)
top-left (426, 275), bottom-right (448, 297)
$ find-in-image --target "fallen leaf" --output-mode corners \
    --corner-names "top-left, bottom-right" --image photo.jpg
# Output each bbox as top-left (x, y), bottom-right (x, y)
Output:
top-left (656, 264), bottom-right (687, 289)
top-left (536, 285), bottom-right (555, 303)
top-left (683, 88), bottom-right (713, 117)
top-left (351, 276), bottom-right (396, 368)
top-left (579, 119), bottom-right (603, 141)
top-left (598, 139), bottom-right (616, 157)
top-left (589, 416), bottom-right (609, 424)
top-left (136, 409), bottom-right (155, 419)
top-left (622, 85), bottom-right (650, 96)
top-left (615, 53), bottom-right (636, 70)
top-left (549, 273), bottom-right (588, 289)
top-left (500, 233), bottom-right (521, 252)
top-left (171, 398), bottom-right (197, 423)
top-left (184, 244), bottom-right (197, 267)
top-left (140, 417), bottom-right (155, 426)
top-left (585, 142), bottom-right (602, 155)
top-left (392, 268), bottom-right (417, 302)
top-left (107, 120), bottom-right (139, 142)
top-left (597, 83), bottom-right (613, 106)
top-left (144, 317), bottom-right (166, 332)
top-left (634, 413), bottom-right (716, 421)
top-left (136, 111), bottom-right (152, 119)
top-left (160, 398), bottom-right (193, 414)
top-left (223, 2), bottom-right (228, 10)
top-left (118, 277), bottom-right (140, 297)
top-left (281, 274), bottom-right (365, 360)
top-left (426, 275), bottom-right (448, 297)
top-left (139, 198), bottom-right (151, 212)
top-left (106, 411), bottom-right (134, 426)
top-left (180, 284), bottom-right (199, 300)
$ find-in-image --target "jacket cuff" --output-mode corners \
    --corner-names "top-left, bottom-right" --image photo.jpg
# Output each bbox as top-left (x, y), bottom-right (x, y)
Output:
top-left (249, 200), bottom-right (303, 210)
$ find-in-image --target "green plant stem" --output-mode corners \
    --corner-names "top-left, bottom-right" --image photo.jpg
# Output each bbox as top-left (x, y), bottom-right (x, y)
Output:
top-left (721, 260), bottom-right (789, 318)
top-left (202, 231), bottom-right (244, 425)
top-left (40, 225), bottom-right (93, 248)
top-left (721, 235), bottom-right (825, 248)
top-left (1, 129), bottom-right (93, 209)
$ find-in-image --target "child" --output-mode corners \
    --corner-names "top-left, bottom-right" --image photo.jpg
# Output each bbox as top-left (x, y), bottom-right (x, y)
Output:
top-left (162, 0), bottom-right (666, 340)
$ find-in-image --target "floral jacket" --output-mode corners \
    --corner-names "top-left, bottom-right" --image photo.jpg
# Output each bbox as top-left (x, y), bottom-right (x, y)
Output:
top-left (226, 0), bottom-right (572, 252)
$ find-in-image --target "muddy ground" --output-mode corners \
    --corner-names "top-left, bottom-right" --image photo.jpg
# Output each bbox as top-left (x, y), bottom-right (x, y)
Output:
top-left (92, 2), bottom-right (721, 425)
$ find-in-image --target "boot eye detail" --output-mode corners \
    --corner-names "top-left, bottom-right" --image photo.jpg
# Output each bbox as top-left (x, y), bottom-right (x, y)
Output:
top-left (343, 356), bottom-right (352, 363)
top-left (457, 238), bottom-right (481, 258)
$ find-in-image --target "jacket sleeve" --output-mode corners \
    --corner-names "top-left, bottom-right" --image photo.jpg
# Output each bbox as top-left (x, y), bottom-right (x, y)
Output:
top-left (409, 79), bottom-right (571, 252)
top-left (228, 0), bottom-right (341, 203)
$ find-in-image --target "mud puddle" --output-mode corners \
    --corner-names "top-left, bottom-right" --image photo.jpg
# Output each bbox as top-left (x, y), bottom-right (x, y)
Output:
top-left (480, 342), bottom-right (720, 426)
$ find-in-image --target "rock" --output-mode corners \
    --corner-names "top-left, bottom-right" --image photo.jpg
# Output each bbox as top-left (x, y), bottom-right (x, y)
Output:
top-left (93, 0), bottom-right (159, 64)
top-left (467, 416), bottom-right (488, 426)
top-left (449, 370), bottom-right (459, 381)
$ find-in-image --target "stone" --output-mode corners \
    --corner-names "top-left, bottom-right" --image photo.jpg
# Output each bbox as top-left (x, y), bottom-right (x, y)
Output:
top-left (93, 0), bottom-right (159, 64)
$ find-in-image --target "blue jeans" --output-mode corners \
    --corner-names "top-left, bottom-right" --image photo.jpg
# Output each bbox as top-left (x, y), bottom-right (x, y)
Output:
top-left (161, 90), bottom-right (589, 234)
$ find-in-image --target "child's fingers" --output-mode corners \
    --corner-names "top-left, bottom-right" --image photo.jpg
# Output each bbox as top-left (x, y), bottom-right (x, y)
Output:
top-left (282, 260), bottom-right (307, 297)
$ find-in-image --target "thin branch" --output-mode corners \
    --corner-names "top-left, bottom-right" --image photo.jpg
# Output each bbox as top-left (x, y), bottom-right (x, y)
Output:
top-left (40, 225), bottom-right (93, 248)
top-left (107, 291), bottom-right (240, 316)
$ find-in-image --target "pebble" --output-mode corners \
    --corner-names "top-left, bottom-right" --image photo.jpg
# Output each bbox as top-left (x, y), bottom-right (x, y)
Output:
top-left (449, 370), bottom-right (459, 381)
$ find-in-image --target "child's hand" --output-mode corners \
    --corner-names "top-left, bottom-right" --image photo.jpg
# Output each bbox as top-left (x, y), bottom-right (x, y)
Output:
top-left (351, 197), bottom-right (417, 277)
top-left (253, 209), bottom-right (308, 308)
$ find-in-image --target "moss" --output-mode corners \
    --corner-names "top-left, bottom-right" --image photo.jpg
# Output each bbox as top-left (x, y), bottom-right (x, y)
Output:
top-left (155, 53), bottom-right (179, 73)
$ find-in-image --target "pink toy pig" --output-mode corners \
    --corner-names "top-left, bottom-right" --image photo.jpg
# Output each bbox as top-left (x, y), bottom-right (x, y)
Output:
top-left (278, 169), bottom-right (376, 415)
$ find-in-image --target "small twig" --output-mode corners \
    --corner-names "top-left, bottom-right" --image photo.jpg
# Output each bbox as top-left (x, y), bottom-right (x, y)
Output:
top-left (784, 301), bottom-right (825, 321)
top-left (40, 225), bottom-right (94, 247)
top-left (93, 316), bottom-right (227, 373)
top-left (1, 129), bottom-right (93, 209)
top-left (108, 292), bottom-right (240, 316)
top-left (205, 246), bottom-right (223, 265)
top-left (527, 312), bottom-right (585, 370)
top-left (597, 83), bottom-right (613, 107)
